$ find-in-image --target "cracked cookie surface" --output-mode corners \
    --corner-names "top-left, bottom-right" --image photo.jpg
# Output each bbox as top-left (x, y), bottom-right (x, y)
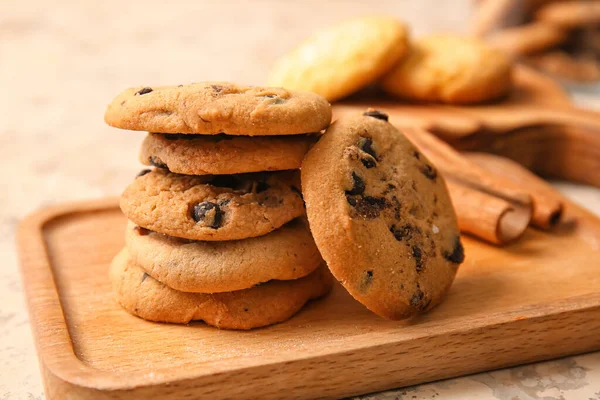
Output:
top-left (120, 168), bottom-right (304, 241)
top-left (301, 111), bottom-right (464, 320)
top-left (105, 82), bottom-right (332, 135)
top-left (140, 132), bottom-right (317, 175)
top-left (110, 248), bottom-right (333, 329)
top-left (125, 219), bottom-right (322, 293)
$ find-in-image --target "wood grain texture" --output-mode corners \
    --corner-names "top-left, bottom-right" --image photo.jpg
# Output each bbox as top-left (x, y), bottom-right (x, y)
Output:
top-left (17, 198), bottom-right (600, 399)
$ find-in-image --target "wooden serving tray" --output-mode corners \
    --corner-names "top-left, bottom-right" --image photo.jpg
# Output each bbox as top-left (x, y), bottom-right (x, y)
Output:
top-left (18, 197), bottom-right (600, 399)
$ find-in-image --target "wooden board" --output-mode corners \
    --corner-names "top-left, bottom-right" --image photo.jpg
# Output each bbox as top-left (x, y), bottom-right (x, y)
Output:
top-left (17, 198), bottom-right (600, 399)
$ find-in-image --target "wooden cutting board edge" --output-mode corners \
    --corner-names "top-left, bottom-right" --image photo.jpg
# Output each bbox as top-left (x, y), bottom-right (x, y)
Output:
top-left (17, 197), bottom-right (600, 399)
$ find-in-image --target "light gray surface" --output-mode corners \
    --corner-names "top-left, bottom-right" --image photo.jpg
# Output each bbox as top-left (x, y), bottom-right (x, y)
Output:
top-left (2, 1), bottom-right (600, 398)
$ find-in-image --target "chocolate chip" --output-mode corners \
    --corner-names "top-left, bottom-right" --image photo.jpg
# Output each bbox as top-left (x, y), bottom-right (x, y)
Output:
top-left (412, 246), bottom-right (424, 272)
top-left (192, 202), bottom-right (223, 228)
top-left (549, 209), bottom-right (563, 226)
top-left (211, 84), bottom-right (224, 93)
top-left (360, 270), bottom-right (374, 291)
top-left (410, 285), bottom-right (431, 310)
top-left (391, 224), bottom-right (420, 241)
top-left (136, 169), bottom-right (151, 178)
top-left (420, 164), bottom-right (437, 180)
top-left (443, 236), bottom-right (465, 264)
top-left (358, 137), bottom-right (377, 160)
top-left (346, 172), bottom-right (365, 195)
top-left (361, 158), bottom-right (376, 169)
top-left (177, 84), bottom-right (184, 87)
top-left (134, 226), bottom-right (151, 236)
top-left (347, 195), bottom-right (387, 219)
top-left (363, 109), bottom-right (389, 122)
top-left (244, 308), bottom-right (249, 312)
top-left (135, 87), bottom-right (153, 95)
top-left (410, 287), bottom-right (424, 307)
top-left (148, 156), bottom-right (168, 169)
top-left (413, 151), bottom-right (420, 160)
top-left (141, 272), bottom-right (149, 282)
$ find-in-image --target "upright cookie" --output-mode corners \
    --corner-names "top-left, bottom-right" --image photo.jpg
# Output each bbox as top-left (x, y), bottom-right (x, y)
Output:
top-left (105, 82), bottom-right (332, 135)
top-left (268, 16), bottom-right (409, 102)
top-left (140, 133), bottom-right (316, 175)
top-left (535, 1), bottom-right (600, 28)
top-left (121, 169), bottom-right (304, 241)
top-left (110, 249), bottom-right (333, 329)
top-left (125, 219), bottom-right (323, 293)
top-left (301, 111), bottom-right (464, 320)
top-left (381, 35), bottom-right (513, 104)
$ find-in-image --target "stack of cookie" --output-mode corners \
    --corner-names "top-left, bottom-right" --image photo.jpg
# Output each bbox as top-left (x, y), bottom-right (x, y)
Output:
top-left (104, 82), bottom-right (333, 330)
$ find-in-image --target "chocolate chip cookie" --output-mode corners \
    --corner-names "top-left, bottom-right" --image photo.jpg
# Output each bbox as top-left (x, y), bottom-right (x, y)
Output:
top-left (125, 219), bottom-right (323, 293)
top-left (105, 82), bottom-right (332, 135)
top-left (121, 168), bottom-right (304, 241)
top-left (381, 35), bottom-right (513, 104)
top-left (110, 248), bottom-right (333, 329)
top-left (268, 16), bottom-right (409, 102)
top-left (301, 110), bottom-right (464, 320)
top-left (140, 132), bottom-right (317, 175)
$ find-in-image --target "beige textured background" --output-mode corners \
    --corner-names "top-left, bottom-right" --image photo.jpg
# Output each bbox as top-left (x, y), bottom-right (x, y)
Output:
top-left (2, 1), bottom-right (600, 399)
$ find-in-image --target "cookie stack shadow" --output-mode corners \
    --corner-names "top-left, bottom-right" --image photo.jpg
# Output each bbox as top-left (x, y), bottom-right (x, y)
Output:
top-left (104, 82), bottom-right (334, 330)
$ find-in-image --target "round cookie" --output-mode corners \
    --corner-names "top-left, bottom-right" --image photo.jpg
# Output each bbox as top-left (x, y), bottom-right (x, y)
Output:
top-left (110, 249), bottom-right (333, 329)
top-left (140, 133), bottom-right (317, 175)
top-left (381, 35), bottom-right (513, 104)
top-left (125, 219), bottom-right (323, 293)
top-left (535, 1), bottom-right (600, 28)
top-left (104, 82), bottom-right (332, 135)
top-left (121, 168), bottom-right (304, 241)
top-left (267, 16), bottom-right (409, 102)
top-left (301, 111), bottom-right (465, 320)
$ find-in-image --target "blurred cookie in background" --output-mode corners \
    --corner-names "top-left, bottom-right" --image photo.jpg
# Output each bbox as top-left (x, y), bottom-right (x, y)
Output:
top-left (267, 16), bottom-right (409, 102)
top-left (380, 35), bottom-right (513, 104)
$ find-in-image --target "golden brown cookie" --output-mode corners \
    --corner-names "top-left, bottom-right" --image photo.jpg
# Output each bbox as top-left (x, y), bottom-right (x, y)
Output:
top-left (301, 111), bottom-right (464, 320)
top-left (140, 133), bottom-right (316, 175)
top-left (105, 82), bottom-right (332, 135)
top-left (267, 16), bottom-right (409, 102)
top-left (488, 22), bottom-right (567, 56)
top-left (381, 35), bottom-right (513, 104)
top-left (110, 248), bottom-right (333, 329)
top-left (121, 169), bottom-right (304, 241)
top-left (125, 219), bottom-right (323, 293)
top-left (535, 1), bottom-right (600, 28)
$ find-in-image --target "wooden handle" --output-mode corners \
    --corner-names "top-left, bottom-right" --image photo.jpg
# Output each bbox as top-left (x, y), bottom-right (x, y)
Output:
top-left (451, 125), bottom-right (600, 188)
top-left (465, 152), bottom-right (564, 229)
top-left (402, 127), bottom-right (533, 245)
